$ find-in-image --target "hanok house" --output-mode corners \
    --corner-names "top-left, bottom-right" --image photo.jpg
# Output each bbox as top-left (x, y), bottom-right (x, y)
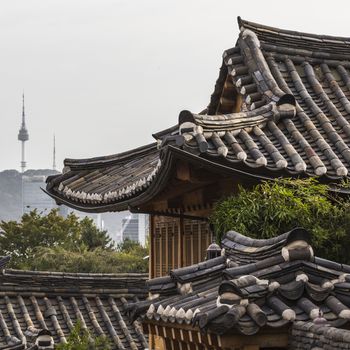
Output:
top-left (45, 16), bottom-right (350, 348)
top-left (0, 259), bottom-right (148, 350)
top-left (127, 228), bottom-right (350, 350)
top-left (46, 17), bottom-right (350, 279)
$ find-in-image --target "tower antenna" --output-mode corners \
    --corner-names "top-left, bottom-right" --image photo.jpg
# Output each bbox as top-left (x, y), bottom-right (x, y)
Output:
top-left (18, 93), bottom-right (29, 173)
top-left (53, 134), bottom-right (57, 171)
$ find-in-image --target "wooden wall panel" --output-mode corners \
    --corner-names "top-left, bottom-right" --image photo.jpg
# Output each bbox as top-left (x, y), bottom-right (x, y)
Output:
top-left (161, 226), bottom-right (167, 276)
top-left (183, 219), bottom-right (212, 265)
top-left (174, 223), bottom-right (179, 269)
top-left (151, 216), bottom-right (211, 278)
top-left (154, 226), bottom-right (161, 278)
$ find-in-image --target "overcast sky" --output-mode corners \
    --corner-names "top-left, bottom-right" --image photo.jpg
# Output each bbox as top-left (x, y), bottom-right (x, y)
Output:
top-left (1, 0), bottom-right (350, 171)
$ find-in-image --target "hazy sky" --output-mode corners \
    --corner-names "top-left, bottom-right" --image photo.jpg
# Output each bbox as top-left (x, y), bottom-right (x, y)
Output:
top-left (1, 0), bottom-right (350, 171)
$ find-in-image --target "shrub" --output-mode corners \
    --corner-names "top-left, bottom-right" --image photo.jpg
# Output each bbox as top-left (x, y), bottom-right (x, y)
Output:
top-left (0, 209), bottom-right (148, 273)
top-left (56, 321), bottom-right (111, 350)
top-left (210, 178), bottom-right (350, 263)
top-left (26, 246), bottom-right (148, 273)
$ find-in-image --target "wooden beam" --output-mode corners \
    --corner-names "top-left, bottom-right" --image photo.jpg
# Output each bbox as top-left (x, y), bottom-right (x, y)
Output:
top-left (153, 180), bottom-right (212, 203)
top-left (131, 208), bottom-right (208, 221)
top-left (234, 93), bottom-right (243, 113)
top-left (144, 320), bottom-right (289, 349)
top-left (182, 189), bottom-right (204, 210)
top-left (241, 346), bottom-right (260, 350)
top-left (176, 161), bottom-right (191, 181)
top-left (152, 200), bottom-right (169, 211)
top-left (221, 330), bottom-right (289, 349)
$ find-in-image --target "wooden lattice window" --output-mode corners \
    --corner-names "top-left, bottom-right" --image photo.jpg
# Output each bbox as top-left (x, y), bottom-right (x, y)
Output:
top-left (151, 217), bottom-right (211, 278)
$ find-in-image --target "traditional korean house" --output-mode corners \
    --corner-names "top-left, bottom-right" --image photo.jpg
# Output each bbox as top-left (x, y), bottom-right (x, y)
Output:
top-left (127, 228), bottom-right (350, 350)
top-left (46, 17), bottom-right (350, 281)
top-left (43, 17), bottom-right (350, 349)
top-left (0, 257), bottom-right (148, 350)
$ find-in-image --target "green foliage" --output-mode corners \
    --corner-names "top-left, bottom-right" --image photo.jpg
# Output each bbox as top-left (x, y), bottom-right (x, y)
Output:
top-left (210, 178), bottom-right (350, 263)
top-left (0, 209), bottom-right (148, 273)
top-left (78, 217), bottom-right (114, 251)
top-left (27, 246), bottom-right (148, 273)
top-left (117, 237), bottom-right (148, 255)
top-left (56, 321), bottom-right (111, 350)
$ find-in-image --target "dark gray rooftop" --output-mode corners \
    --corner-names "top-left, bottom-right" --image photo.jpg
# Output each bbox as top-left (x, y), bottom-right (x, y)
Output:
top-left (129, 228), bottom-right (350, 336)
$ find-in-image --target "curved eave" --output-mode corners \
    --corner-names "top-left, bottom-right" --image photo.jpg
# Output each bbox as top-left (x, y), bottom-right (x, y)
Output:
top-left (44, 145), bottom-right (274, 214)
top-left (45, 145), bottom-right (350, 213)
top-left (45, 147), bottom-right (170, 213)
top-left (152, 125), bottom-right (178, 140)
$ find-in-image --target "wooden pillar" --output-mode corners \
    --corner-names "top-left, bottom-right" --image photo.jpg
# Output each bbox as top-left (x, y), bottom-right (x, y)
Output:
top-left (179, 216), bottom-right (184, 267)
top-left (154, 335), bottom-right (166, 350)
top-left (165, 339), bottom-right (175, 350)
top-left (150, 215), bottom-right (155, 278)
top-left (172, 222), bottom-right (175, 269)
top-left (198, 223), bottom-right (202, 262)
top-left (190, 221), bottom-right (194, 265)
top-left (165, 225), bottom-right (169, 274)
top-left (159, 227), bottom-right (163, 277)
top-left (205, 224), bottom-right (210, 252)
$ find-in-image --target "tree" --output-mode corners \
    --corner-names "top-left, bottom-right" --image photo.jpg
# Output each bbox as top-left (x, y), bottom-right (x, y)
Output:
top-left (28, 246), bottom-right (148, 273)
top-left (0, 209), bottom-right (148, 273)
top-left (79, 217), bottom-right (113, 251)
top-left (117, 237), bottom-right (148, 255)
top-left (0, 209), bottom-right (112, 268)
top-left (56, 321), bottom-right (111, 350)
top-left (210, 178), bottom-right (350, 263)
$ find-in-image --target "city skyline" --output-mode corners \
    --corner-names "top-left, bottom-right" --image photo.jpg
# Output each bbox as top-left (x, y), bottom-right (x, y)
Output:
top-left (2, 0), bottom-right (350, 171)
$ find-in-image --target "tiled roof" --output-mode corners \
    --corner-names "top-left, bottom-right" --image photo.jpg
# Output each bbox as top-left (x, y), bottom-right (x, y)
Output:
top-left (45, 143), bottom-right (161, 212)
top-left (178, 18), bottom-right (350, 179)
top-left (0, 267), bottom-right (148, 349)
top-left (46, 18), bottom-right (350, 211)
top-left (130, 228), bottom-right (350, 336)
top-left (291, 321), bottom-right (350, 349)
top-left (221, 229), bottom-right (291, 265)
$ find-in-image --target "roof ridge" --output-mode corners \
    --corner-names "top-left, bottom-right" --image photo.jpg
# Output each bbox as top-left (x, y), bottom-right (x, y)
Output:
top-left (63, 142), bottom-right (158, 170)
top-left (238, 17), bottom-right (350, 43)
top-left (179, 103), bottom-right (274, 133)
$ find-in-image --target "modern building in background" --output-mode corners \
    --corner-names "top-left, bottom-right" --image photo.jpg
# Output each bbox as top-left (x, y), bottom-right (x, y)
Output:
top-left (22, 175), bottom-right (57, 215)
top-left (22, 173), bottom-right (106, 231)
top-left (121, 213), bottom-right (148, 246)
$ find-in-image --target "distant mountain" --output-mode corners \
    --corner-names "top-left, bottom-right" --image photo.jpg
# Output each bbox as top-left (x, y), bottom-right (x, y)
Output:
top-left (0, 169), bottom-right (59, 221)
